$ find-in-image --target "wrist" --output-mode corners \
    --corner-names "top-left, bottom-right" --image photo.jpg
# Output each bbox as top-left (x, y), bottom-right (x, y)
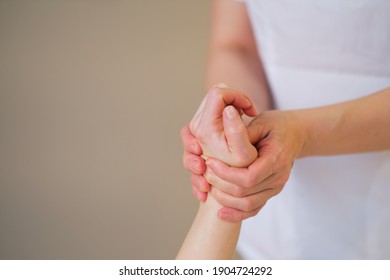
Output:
top-left (287, 110), bottom-right (312, 159)
top-left (293, 106), bottom-right (343, 158)
top-left (199, 194), bottom-right (221, 214)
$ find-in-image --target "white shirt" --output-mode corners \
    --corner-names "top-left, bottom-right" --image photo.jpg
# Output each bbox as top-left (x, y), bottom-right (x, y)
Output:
top-left (237, 0), bottom-right (390, 259)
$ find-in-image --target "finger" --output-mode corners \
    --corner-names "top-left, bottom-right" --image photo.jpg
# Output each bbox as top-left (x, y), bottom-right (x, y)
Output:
top-left (189, 83), bottom-right (228, 135)
top-left (218, 204), bottom-right (265, 222)
top-left (206, 155), bottom-right (274, 188)
top-left (199, 191), bottom-right (207, 202)
top-left (204, 165), bottom-right (244, 197)
top-left (191, 174), bottom-right (210, 192)
top-left (183, 151), bottom-right (206, 175)
top-left (206, 161), bottom-right (288, 197)
top-left (192, 185), bottom-right (207, 202)
top-left (247, 115), bottom-right (269, 144)
top-left (180, 124), bottom-right (202, 155)
top-left (201, 86), bottom-right (257, 124)
top-left (255, 165), bottom-right (291, 192)
top-left (210, 187), bottom-right (277, 213)
top-left (223, 106), bottom-right (257, 166)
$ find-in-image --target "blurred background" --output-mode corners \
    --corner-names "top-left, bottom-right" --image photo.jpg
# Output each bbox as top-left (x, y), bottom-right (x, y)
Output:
top-left (0, 0), bottom-right (210, 259)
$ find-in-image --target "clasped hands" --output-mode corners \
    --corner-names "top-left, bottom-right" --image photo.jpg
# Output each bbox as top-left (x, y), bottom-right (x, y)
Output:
top-left (181, 84), bottom-right (305, 222)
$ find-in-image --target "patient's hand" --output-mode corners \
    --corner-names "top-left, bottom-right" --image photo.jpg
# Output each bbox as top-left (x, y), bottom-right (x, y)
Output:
top-left (182, 84), bottom-right (258, 202)
top-left (189, 85), bottom-right (257, 167)
top-left (177, 84), bottom-right (256, 259)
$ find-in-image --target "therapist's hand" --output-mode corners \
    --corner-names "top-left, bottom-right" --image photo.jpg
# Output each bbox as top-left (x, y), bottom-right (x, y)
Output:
top-left (204, 110), bottom-right (306, 222)
top-left (181, 84), bottom-right (258, 202)
top-left (181, 124), bottom-right (208, 202)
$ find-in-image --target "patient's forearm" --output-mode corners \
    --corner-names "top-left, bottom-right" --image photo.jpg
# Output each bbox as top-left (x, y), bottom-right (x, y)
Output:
top-left (176, 196), bottom-right (241, 259)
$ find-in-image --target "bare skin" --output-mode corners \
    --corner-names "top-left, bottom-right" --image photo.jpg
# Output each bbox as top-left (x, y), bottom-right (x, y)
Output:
top-left (178, 0), bottom-right (390, 259)
top-left (177, 86), bottom-right (258, 259)
top-left (177, 1), bottom-right (279, 259)
top-left (182, 0), bottom-right (272, 203)
top-left (182, 0), bottom-right (390, 223)
top-left (195, 88), bottom-right (390, 222)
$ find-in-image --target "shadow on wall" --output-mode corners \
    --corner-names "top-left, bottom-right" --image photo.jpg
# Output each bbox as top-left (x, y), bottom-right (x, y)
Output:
top-left (0, 0), bottom-right (210, 259)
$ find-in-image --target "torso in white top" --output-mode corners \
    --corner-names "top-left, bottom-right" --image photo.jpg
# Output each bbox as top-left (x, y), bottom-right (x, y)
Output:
top-left (237, 0), bottom-right (390, 259)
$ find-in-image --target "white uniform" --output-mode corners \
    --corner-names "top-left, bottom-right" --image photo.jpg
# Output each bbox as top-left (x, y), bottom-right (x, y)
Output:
top-left (237, 0), bottom-right (390, 259)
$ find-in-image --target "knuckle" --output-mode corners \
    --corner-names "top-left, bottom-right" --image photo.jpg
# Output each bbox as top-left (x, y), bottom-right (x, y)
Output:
top-left (210, 87), bottom-right (223, 99)
top-left (232, 186), bottom-right (245, 198)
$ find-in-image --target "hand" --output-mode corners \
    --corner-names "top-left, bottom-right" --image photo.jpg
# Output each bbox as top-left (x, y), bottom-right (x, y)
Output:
top-left (189, 85), bottom-right (258, 167)
top-left (203, 110), bottom-right (306, 222)
top-left (181, 84), bottom-right (258, 202)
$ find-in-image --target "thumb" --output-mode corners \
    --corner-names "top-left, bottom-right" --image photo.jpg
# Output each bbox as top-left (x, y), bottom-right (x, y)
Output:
top-left (223, 106), bottom-right (257, 167)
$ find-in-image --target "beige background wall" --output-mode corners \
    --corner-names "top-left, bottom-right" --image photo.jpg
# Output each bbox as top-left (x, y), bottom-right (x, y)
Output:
top-left (0, 0), bottom-right (210, 259)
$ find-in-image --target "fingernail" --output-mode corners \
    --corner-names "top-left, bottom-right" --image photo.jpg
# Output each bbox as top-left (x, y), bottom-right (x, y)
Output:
top-left (225, 106), bottom-right (237, 120)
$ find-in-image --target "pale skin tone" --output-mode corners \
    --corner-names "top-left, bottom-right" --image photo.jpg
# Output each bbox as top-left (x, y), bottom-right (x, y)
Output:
top-left (177, 0), bottom-right (390, 259)
top-left (177, 0), bottom-right (269, 259)
top-left (177, 85), bottom-right (258, 259)
top-left (183, 0), bottom-right (272, 205)
top-left (199, 87), bottom-right (390, 222)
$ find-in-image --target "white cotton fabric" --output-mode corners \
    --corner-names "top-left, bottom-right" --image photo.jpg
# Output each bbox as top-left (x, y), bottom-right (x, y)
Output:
top-left (236, 0), bottom-right (390, 259)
